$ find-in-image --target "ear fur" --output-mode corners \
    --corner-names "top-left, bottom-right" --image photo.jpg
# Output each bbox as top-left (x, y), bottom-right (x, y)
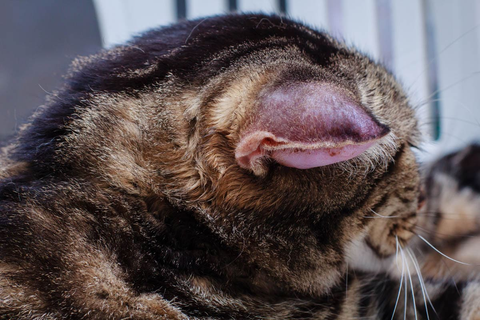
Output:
top-left (235, 82), bottom-right (389, 173)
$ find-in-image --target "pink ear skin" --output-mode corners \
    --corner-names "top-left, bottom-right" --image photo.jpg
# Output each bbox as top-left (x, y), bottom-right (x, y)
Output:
top-left (235, 83), bottom-right (390, 172)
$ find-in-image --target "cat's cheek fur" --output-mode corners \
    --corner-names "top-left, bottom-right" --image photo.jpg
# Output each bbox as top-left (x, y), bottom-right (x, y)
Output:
top-left (344, 146), bottom-right (419, 278)
top-left (345, 237), bottom-right (394, 273)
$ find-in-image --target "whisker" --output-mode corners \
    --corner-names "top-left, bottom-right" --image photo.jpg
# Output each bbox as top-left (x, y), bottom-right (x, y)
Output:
top-left (395, 235), bottom-right (400, 270)
top-left (409, 23), bottom-right (480, 88)
top-left (392, 263), bottom-right (405, 320)
top-left (421, 210), bottom-right (479, 217)
top-left (414, 226), bottom-right (479, 240)
top-left (400, 246), bottom-right (418, 319)
top-left (417, 211), bottom-right (480, 220)
top-left (415, 99), bottom-right (480, 127)
top-left (424, 131), bottom-right (471, 144)
top-left (345, 262), bottom-right (348, 300)
top-left (417, 234), bottom-right (473, 266)
top-left (391, 236), bottom-right (405, 320)
top-left (404, 260), bottom-right (408, 320)
top-left (407, 247), bottom-right (434, 320)
top-left (363, 208), bottom-right (402, 219)
top-left (185, 18), bottom-right (208, 44)
top-left (38, 84), bottom-right (53, 95)
top-left (413, 240), bottom-right (462, 290)
top-left (418, 71), bottom-right (480, 107)
top-left (419, 117), bottom-right (480, 127)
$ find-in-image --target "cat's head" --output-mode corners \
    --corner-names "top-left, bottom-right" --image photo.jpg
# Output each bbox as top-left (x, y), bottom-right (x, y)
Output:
top-left (156, 14), bottom-right (421, 291)
top-left (19, 14), bottom-right (421, 294)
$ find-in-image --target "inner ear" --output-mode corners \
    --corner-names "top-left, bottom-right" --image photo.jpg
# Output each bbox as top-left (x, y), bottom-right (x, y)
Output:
top-left (235, 82), bottom-right (389, 173)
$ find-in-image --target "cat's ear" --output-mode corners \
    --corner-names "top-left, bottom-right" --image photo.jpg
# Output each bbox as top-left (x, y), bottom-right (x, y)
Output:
top-left (235, 83), bottom-right (389, 173)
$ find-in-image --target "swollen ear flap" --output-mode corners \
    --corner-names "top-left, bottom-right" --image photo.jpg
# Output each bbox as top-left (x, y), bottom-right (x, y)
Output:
top-left (235, 83), bottom-right (389, 173)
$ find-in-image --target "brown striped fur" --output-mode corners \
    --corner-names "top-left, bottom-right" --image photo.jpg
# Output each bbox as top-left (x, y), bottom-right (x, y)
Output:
top-left (0, 14), bottom-right (479, 319)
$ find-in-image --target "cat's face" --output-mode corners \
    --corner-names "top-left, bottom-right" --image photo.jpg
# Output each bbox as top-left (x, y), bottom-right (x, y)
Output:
top-left (138, 15), bottom-right (422, 293)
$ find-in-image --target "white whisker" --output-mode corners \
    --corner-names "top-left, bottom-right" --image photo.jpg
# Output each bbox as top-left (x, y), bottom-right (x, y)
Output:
top-left (418, 71), bottom-right (480, 107)
top-left (364, 208), bottom-right (402, 219)
top-left (419, 116), bottom-right (480, 127)
top-left (404, 263), bottom-right (408, 320)
top-left (400, 246), bottom-right (417, 319)
top-left (409, 23), bottom-right (480, 88)
top-left (407, 248), bottom-right (432, 320)
top-left (395, 236), bottom-right (400, 271)
top-left (345, 262), bottom-right (348, 300)
top-left (391, 236), bottom-right (405, 320)
top-left (417, 234), bottom-right (473, 266)
top-left (414, 226), bottom-right (479, 241)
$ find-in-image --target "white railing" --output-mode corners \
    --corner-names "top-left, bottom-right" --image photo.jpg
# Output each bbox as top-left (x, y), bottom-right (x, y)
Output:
top-left (92, 0), bottom-right (480, 160)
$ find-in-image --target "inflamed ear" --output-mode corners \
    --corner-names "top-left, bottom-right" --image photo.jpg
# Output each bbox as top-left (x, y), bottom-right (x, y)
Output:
top-left (235, 82), bottom-right (390, 174)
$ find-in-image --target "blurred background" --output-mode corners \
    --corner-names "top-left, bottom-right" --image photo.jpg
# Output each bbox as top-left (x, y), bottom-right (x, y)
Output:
top-left (1, 0), bottom-right (479, 162)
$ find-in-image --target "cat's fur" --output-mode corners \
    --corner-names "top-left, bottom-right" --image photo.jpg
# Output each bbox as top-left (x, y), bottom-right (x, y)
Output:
top-left (0, 14), bottom-right (479, 319)
top-left (419, 144), bottom-right (480, 283)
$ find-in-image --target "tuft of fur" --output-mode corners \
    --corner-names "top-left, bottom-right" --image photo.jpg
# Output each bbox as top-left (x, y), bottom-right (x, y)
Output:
top-left (0, 14), bottom-right (479, 319)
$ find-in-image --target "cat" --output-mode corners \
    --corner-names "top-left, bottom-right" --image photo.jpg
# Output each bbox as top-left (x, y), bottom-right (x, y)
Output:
top-left (0, 13), bottom-right (479, 319)
top-left (419, 144), bottom-right (480, 283)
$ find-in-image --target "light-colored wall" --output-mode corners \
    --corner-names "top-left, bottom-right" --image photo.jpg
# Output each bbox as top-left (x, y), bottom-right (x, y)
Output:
top-left (426, 0), bottom-right (480, 159)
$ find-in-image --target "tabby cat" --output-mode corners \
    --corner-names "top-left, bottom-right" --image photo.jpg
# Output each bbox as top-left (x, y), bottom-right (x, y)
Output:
top-left (0, 14), bottom-right (479, 319)
top-left (419, 144), bottom-right (480, 284)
